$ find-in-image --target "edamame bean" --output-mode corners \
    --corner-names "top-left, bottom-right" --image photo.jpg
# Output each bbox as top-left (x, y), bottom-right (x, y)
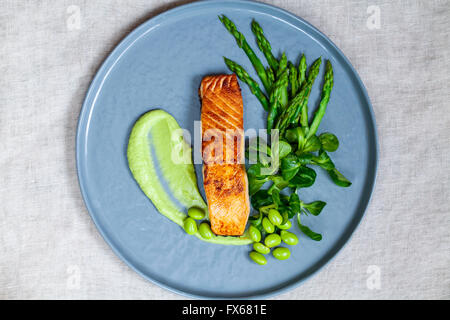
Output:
top-left (188, 207), bottom-right (205, 220)
top-left (248, 225), bottom-right (261, 242)
top-left (199, 222), bottom-right (214, 239)
top-left (264, 233), bottom-right (281, 248)
top-left (249, 251), bottom-right (267, 265)
top-left (268, 209), bottom-right (282, 226)
top-left (253, 242), bottom-right (270, 255)
top-left (262, 217), bottom-right (275, 233)
top-left (280, 230), bottom-right (299, 245)
top-left (272, 247), bottom-right (291, 260)
top-left (183, 217), bottom-right (197, 235)
top-left (278, 220), bottom-right (292, 230)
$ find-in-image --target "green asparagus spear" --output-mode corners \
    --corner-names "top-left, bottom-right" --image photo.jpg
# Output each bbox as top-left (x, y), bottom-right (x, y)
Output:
top-left (251, 19), bottom-right (279, 71)
top-left (277, 53), bottom-right (289, 109)
top-left (274, 88), bottom-right (308, 135)
top-left (289, 54), bottom-right (307, 124)
top-left (266, 66), bottom-right (274, 89)
top-left (292, 57), bottom-right (322, 125)
top-left (289, 61), bottom-right (298, 97)
top-left (219, 15), bottom-right (271, 93)
top-left (268, 98), bottom-right (280, 135)
top-left (307, 60), bottom-right (334, 139)
top-left (276, 58), bottom-right (321, 134)
top-left (267, 70), bottom-right (289, 132)
top-left (276, 52), bottom-right (288, 77)
top-left (223, 57), bottom-right (270, 111)
top-left (298, 54), bottom-right (307, 88)
top-left (298, 54), bottom-right (309, 126)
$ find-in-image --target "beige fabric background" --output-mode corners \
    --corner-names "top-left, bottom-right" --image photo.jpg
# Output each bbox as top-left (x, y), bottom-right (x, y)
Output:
top-left (0, 0), bottom-right (449, 299)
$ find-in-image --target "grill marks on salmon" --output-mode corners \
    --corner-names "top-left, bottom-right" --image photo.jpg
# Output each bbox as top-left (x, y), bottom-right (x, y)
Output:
top-left (199, 74), bottom-right (250, 236)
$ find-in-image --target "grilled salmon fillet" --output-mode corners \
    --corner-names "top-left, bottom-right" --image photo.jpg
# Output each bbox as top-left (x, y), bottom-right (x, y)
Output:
top-left (199, 74), bottom-right (250, 236)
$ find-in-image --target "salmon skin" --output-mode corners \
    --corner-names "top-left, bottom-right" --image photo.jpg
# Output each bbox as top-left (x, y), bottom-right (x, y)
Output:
top-left (199, 74), bottom-right (250, 236)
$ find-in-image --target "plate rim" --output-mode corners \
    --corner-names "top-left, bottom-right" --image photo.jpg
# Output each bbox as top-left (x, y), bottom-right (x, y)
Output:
top-left (76, 0), bottom-right (379, 299)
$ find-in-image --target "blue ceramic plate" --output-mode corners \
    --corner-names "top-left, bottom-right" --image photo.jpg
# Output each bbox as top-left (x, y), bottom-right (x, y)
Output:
top-left (77, 0), bottom-right (378, 299)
